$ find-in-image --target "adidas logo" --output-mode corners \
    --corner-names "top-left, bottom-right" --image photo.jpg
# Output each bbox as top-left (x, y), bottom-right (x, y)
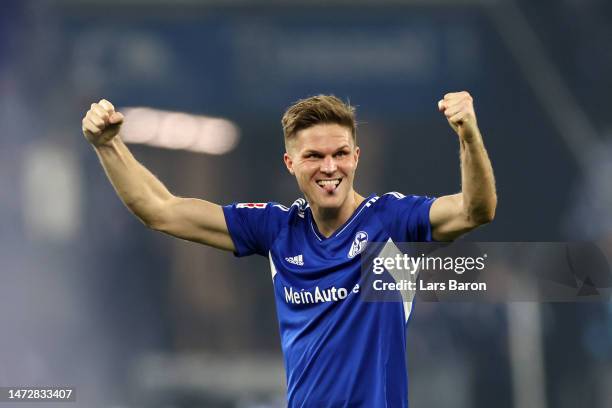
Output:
top-left (285, 254), bottom-right (304, 266)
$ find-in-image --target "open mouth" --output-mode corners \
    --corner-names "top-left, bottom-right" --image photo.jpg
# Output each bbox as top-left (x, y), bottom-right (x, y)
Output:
top-left (316, 178), bottom-right (342, 193)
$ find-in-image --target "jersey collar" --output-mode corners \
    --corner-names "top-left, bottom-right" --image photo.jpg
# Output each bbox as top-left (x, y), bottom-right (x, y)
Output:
top-left (307, 194), bottom-right (378, 242)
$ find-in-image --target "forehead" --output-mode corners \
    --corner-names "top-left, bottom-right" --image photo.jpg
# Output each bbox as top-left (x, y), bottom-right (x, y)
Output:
top-left (291, 123), bottom-right (353, 152)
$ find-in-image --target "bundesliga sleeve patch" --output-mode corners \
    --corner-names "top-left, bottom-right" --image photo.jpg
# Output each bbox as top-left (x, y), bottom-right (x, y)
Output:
top-left (236, 202), bottom-right (268, 209)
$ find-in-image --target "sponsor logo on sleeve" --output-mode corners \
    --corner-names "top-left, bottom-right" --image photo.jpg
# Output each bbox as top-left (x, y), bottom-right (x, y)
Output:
top-left (236, 203), bottom-right (267, 209)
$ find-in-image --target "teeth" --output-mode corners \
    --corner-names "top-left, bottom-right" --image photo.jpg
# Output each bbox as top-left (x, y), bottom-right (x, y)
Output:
top-left (317, 179), bottom-right (340, 186)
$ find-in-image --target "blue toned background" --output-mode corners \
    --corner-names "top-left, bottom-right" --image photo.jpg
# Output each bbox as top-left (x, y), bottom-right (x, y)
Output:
top-left (1, 0), bottom-right (611, 407)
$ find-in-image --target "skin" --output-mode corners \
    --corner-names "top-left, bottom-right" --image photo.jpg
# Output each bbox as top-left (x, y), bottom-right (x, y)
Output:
top-left (81, 91), bottom-right (496, 251)
top-left (82, 99), bottom-right (235, 251)
top-left (283, 124), bottom-right (363, 238)
top-left (430, 91), bottom-right (497, 240)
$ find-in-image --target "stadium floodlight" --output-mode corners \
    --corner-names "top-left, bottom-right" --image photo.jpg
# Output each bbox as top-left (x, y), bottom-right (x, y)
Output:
top-left (120, 107), bottom-right (240, 155)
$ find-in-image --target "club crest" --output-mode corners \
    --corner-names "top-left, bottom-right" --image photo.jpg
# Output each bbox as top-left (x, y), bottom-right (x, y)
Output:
top-left (348, 231), bottom-right (368, 259)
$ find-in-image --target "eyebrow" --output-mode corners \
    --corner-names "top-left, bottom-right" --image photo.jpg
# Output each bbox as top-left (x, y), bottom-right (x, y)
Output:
top-left (302, 145), bottom-right (351, 155)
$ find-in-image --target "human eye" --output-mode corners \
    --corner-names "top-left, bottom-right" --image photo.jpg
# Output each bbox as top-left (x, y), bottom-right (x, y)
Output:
top-left (334, 150), bottom-right (348, 158)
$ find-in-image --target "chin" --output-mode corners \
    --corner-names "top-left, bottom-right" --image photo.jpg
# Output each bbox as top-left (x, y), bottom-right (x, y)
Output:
top-left (311, 191), bottom-right (347, 210)
top-left (317, 201), bottom-right (342, 211)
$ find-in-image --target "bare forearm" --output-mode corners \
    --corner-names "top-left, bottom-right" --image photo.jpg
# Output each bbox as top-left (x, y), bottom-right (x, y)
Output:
top-left (82, 99), bottom-right (233, 249)
top-left (460, 130), bottom-right (497, 223)
top-left (431, 91), bottom-right (497, 240)
top-left (94, 137), bottom-right (172, 226)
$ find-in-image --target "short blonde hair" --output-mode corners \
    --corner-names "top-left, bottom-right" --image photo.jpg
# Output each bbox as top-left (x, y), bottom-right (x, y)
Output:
top-left (281, 95), bottom-right (357, 146)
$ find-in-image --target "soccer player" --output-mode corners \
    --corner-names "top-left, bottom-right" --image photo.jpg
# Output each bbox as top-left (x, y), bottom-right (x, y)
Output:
top-left (81, 93), bottom-right (496, 407)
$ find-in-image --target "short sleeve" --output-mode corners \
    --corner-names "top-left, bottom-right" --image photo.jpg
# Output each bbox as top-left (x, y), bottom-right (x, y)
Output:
top-left (375, 193), bottom-right (436, 242)
top-left (222, 202), bottom-right (287, 257)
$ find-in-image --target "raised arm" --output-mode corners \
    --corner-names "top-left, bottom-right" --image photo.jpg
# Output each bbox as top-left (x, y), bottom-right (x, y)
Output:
top-left (82, 99), bottom-right (235, 251)
top-left (429, 91), bottom-right (497, 241)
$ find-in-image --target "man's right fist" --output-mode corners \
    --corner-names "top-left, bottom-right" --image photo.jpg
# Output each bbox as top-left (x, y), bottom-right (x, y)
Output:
top-left (82, 99), bottom-right (124, 147)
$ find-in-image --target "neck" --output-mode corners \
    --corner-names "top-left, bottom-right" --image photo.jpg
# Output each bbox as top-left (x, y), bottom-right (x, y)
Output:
top-left (311, 191), bottom-right (365, 238)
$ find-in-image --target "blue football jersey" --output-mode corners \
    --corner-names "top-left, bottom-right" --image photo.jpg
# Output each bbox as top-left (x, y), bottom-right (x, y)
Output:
top-left (223, 193), bottom-right (436, 407)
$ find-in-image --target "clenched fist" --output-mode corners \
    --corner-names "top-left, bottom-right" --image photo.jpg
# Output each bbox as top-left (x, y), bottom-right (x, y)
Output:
top-left (82, 99), bottom-right (124, 147)
top-left (437, 91), bottom-right (479, 142)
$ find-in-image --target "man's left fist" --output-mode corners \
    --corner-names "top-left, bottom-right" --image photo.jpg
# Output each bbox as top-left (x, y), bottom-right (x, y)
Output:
top-left (437, 91), bottom-right (479, 142)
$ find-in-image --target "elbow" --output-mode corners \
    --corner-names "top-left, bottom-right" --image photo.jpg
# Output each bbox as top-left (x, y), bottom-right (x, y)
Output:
top-left (130, 209), bottom-right (164, 231)
top-left (124, 197), bottom-right (172, 232)
top-left (467, 211), bottom-right (494, 228)
top-left (468, 196), bottom-right (497, 226)
top-left (141, 208), bottom-right (171, 232)
top-left (141, 216), bottom-right (162, 231)
top-left (477, 208), bottom-right (496, 225)
top-left (143, 196), bottom-right (182, 233)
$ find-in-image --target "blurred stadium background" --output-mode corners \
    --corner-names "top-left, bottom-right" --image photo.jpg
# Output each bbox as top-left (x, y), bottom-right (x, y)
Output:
top-left (1, 0), bottom-right (612, 407)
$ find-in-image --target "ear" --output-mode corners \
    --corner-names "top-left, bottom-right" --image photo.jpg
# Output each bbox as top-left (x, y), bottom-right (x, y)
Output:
top-left (353, 146), bottom-right (360, 166)
top-left (284, 152), bottom-right (295, 175)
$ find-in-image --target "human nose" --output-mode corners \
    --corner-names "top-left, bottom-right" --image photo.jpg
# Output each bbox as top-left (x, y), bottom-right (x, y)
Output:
top-left (320, 156), bottom-right (337, 174)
